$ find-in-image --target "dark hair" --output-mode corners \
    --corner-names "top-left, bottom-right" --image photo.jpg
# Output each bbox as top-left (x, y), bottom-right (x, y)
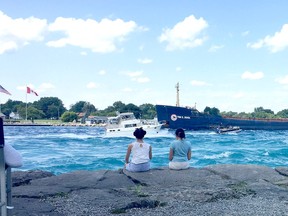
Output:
top-left (133, 128), bottom-right (146, 139)
top-left (175, 128), bottom-right (185, 139)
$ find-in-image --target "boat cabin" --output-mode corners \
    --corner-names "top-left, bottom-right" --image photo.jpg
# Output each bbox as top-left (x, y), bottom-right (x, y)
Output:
top-left (107, 112), bottom-right (139, 129)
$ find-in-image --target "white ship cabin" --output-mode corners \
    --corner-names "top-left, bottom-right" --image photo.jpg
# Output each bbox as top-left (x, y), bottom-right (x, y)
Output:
top-left (106, 112), bottom-right (140, 129)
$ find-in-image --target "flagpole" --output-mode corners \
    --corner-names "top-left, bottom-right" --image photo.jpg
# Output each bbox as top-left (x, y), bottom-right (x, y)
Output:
top-left (25, 86), bottom-right (27, 121)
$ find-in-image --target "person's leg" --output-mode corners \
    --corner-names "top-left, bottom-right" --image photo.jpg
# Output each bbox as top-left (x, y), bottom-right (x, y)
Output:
top-left (125, 163), bottom-right (134, 171)
top-left (169, 161), bottom-right (189, 170)
top-left (125, 162), bottom-right (150, 172)
top-left (136, 162), bottom-right (150, 172)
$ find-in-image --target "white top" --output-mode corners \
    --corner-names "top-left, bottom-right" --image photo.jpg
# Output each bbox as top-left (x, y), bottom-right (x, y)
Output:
top-left (4, 143), bottom-right (23, 168)
top-left (130, 141), bottom-right (150, 164)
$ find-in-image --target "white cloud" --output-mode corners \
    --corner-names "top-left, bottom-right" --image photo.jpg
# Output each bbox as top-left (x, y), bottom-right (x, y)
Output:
top-left (241, 71), bottom-right (264, 80)
top-left (86, 82), bottom-right (99, 89)
top-left (247, 24), bottom-right (288, 53)
top-left (124, 71), bottom-right (143, 77)
top-left (17, 84), bottom-right (36, 90)
top-left (248, 40), bottom-right (263, 49)
top-left (122, 87), bottom-right (133, 92)
top-left (190, 80), bottom-right (210, 86)
top-left (16, 85), bottom-right (28, 91)
top-left (137, 58), bottom-right (153, 64)
top-left (275, 75), bottom-right (288, 85)
top-left (80, 51), bottom-right (87, 56)
top-left (0, 11), bottom-right (47, 54)
top-left (176, 67), bottom-right (182, 72)
top-left (159, 15), bottom-right (208, 51)
top-left (139, 45), bottom-right (144, 51)
top-left (123, 70), bottom-right (150, 83)
top-left (208, 45), bottom-right (224, 52)
top-left (98, 70), bottom-right (106, 75)
top-left (17, 83), bottom-right (54, 94)
top-left (40, 83), bottom-right (55, 89)
top-left (47, 17), bottom-right (138, 53)
top-left (242, 31), bottom-right (249, 37)
top-left (34, 83), bottom-right (55, 93)
top-left (39, 83), bottom-right (55, 90)
top-left (232, 92), bottom-right (245, 98)
top-left (132, 77), bottom-right (150, 83)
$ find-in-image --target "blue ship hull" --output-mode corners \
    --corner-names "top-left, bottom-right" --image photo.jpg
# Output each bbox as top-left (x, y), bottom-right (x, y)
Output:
top-left (156, 105), bottom-right (288, 130)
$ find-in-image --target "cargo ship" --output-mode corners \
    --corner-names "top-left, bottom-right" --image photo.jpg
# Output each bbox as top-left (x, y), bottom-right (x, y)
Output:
top-left (156, 83), bottom-right (288, 130)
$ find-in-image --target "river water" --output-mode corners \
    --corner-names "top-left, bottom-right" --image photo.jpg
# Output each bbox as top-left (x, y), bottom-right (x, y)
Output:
top-left (4, 126), bottom-right (288, 175)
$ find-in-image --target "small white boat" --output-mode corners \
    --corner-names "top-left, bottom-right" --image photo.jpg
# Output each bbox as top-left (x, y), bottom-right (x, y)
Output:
top-left (105, 112), bottom-right (163, 136)
top-left (216, 126), bottom-right (242, 134)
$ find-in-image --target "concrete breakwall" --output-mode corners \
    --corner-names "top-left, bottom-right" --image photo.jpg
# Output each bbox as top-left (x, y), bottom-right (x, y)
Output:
top-left (10, 164), bottom-right (288, 216)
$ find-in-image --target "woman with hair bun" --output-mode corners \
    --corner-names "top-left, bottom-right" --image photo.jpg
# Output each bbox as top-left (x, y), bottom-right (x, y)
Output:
top-left (169, 128), bottom-right (191, 170)
top-left (124, 128), bottom-right (152, 172)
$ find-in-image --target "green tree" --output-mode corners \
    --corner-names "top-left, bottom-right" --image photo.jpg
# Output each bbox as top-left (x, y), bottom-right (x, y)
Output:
top-left (70, 101), bottom-right (86, 113)
top-left (252, 107), bottom-right (275, 119)
top-left (221, 111), bottom-right (238, 117)
top-left (61, 111), bottom-right (78, 122)
top-left (82, 102), bottom-right (96, 115)
top-left (277, 109), bottom-right (288, 118)
top-left (139, 103), bottom-right (156, 119)
top-left (70, 101), bottom-right (97, 122)
top-left (122, 103), bottom-right (141, 118)
top-left (113, 101), bottom-right (126, 112)
top-left (237, 112), bottom-right (252, 118)
top-left (17, 106), bottom-right (45, 120)
top-left (80, 102), bottom-right (97, 123)
top-left (254, 107), bottom-right (274, 114)
top-left (33, 97), bottom-right (66, 118)
top-left (1, 99), bottom-right (24, 116)
top-left (252, 112), bottom-right (274, 119)
top-left (15, 103), bottom-right (28, 119)
top-left (204, 106), bottom-right (220, 116)
top-left (47, 104), bottom-right (60, 119)
top-left (92, 104), bottom-right (118, 117)
top-left (104, 106), bottom-right (118, 115)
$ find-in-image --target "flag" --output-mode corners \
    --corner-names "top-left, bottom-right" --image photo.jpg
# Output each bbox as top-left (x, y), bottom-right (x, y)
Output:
top-left (27, 86), bottom-right (38, 96)
top-left (0, 85), bottom-right (11, 95)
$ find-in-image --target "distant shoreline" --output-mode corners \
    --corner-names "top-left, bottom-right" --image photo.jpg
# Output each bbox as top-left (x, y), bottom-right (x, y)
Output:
top-left (4, 123), bottom-right (52, 126)
top-left (3, 123), bottom-right (105, 127)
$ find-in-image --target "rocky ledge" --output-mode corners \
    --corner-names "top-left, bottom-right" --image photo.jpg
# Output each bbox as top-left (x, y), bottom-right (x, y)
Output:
top-left (9, 164), bottom-right (288, 216)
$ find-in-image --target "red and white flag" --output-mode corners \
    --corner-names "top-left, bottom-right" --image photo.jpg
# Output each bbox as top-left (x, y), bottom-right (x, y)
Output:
top-left (0, 85), bottom-right (11, 95)
top-left (27, 86), bottom-right (38, 96)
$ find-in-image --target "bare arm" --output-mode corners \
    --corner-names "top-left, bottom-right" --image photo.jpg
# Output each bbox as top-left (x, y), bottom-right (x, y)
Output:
top-left (169, 148), bottom-right (174, 161)
top-left (4, 143), bottom-right (23, 168)
top-left (187, 148), bottom-right (191, 160)
top-left (125, 144), bottom-right (132, 163)
top-left (149, 146), bottom-right (152, 159)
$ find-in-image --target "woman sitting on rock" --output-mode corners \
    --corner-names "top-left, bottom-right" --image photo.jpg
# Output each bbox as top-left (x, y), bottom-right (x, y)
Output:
top-left (124, 128), bottom-right (152, 172)
top-left (169, 128), bottom-right (191, 170)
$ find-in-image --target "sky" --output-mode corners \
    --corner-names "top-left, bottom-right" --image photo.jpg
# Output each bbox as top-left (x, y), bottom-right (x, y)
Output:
top-left (1, 0), bottom-right (288, 113)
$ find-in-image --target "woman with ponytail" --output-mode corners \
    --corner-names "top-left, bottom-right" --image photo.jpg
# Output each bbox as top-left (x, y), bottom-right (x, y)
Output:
top-left (169, 128), bottom-right (191, 170)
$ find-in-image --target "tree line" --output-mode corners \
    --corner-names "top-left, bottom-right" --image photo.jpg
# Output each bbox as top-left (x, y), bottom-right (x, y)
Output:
top-left (205, 106), bottom-right (288, 119)
top-left (1, 97), bottom-right (288, 122)
top-left (0, 98), bottom-right (157, 122)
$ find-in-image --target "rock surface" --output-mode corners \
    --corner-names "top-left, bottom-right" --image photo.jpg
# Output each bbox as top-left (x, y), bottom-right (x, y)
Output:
top-left (8, 164), bottom-right (288, 216)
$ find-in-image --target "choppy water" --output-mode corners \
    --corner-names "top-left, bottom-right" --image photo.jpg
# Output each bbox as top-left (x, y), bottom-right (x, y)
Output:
top-left (4, 126), bottom-right (288, 175)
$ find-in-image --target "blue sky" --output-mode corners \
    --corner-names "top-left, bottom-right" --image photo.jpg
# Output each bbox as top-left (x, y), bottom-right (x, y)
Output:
top-left (1, 0), bottom-right (288, 113)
